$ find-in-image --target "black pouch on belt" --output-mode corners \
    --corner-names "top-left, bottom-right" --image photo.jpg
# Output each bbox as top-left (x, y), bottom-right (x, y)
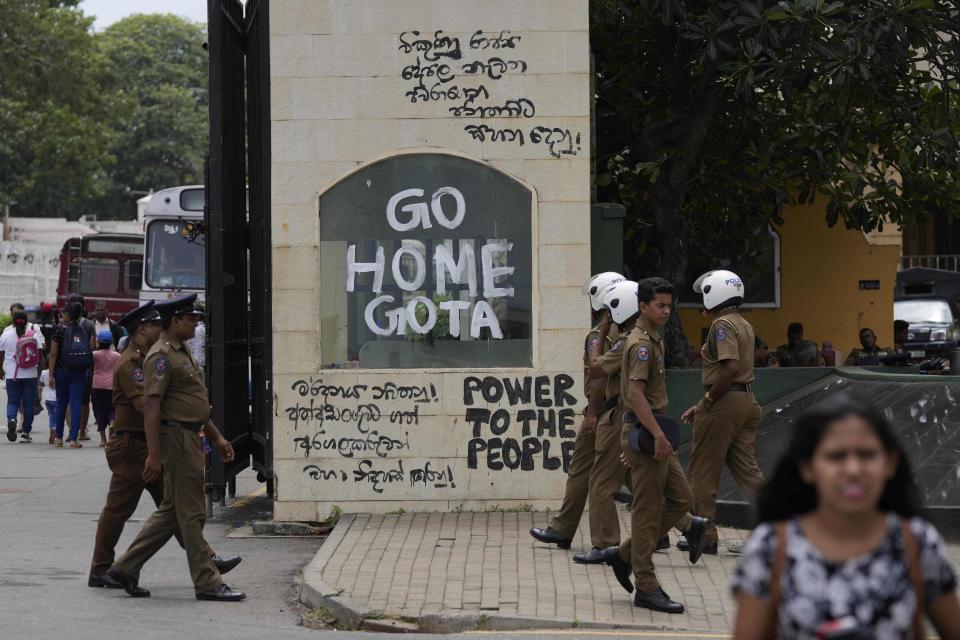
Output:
top-left (624, 411), bottom-right (681, 454)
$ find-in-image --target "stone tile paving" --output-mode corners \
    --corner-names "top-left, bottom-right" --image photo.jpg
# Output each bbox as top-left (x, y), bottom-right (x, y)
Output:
top-left (318, 509), bottom-right (960, 632)
top-left (320, 508), bottom-right (750, 631)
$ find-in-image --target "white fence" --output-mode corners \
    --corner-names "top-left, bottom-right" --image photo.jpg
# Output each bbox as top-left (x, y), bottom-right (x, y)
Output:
top-left (0, 241), bottom-right (61, 311)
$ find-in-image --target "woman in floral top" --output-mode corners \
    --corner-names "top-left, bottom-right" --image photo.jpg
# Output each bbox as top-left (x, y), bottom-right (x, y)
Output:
top-left (731, 397), bottom-right (959, 639)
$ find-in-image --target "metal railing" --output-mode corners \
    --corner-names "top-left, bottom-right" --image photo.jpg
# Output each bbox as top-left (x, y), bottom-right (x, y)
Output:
top-left (902, 255), bottom-right (960, 272)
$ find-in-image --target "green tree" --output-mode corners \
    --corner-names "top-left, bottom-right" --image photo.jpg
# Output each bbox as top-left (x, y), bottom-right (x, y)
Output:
top-left (593, 0), bottom-right (960, 364)
top-left (91, 14), bottom-right (208, 219)
top-left (0, 0), bottom-right (117, 217)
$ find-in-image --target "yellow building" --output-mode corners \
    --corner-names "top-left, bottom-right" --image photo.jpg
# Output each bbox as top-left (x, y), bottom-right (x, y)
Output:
top-left (678, 196), bottom-right (902, 361)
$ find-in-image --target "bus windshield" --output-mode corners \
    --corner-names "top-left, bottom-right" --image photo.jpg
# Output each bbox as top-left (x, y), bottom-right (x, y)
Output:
top-left (145, 219), bottom-right (205, 289)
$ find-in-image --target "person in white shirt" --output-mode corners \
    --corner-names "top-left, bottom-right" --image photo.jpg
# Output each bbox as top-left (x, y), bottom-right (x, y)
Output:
top-left (0, 309), bottom-right (45, 442)
top-left (38, 369), bottom-right (57, 444)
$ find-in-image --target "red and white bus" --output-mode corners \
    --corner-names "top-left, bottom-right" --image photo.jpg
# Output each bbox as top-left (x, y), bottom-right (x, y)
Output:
top-left (56, 233), bottom-right (144, 320)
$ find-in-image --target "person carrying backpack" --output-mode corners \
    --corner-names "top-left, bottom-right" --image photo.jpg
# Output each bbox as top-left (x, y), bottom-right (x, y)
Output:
top-left (0, 310), bottom-right (45, 443)
top-left (48, 302), bottom-right (93, 448)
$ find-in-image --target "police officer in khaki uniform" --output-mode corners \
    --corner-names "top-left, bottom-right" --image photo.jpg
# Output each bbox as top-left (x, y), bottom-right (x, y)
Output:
top-left (88, 301), bottom-right (240, 588)
top-left (530, 272), bottom-right (624, 549)
top-left (679, 270), bottom-right (765, 555)
top-left (106, 294), bottom-right (245, 601)
top-left (596, 278), bottom-right (707, 613)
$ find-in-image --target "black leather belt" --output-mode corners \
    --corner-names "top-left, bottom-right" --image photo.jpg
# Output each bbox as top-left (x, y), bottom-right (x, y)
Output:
top-left (705, 383), bottom-right (752, 392)
top-left (117, 430), bottom-right (146, 441)
top-left (161, 420), bottom-right (203, 433)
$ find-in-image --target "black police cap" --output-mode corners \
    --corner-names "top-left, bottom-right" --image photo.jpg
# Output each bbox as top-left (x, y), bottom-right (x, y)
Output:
top-left (155, 293), bottom-right (204, 318)
top-left (119, 300), bottom-right (161, 332)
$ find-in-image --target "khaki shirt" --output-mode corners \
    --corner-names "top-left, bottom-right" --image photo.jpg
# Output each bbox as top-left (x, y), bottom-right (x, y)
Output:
top-left (143, 332), bottom-right (210, 424)
top-left (112, 337), bottom-right (149, 432)
top-left (620, 318), bottom-right (668, 412)
top-left (701, 312), bottom-right (755, 386)
top-left (583, 323), bottom-right (619, 398)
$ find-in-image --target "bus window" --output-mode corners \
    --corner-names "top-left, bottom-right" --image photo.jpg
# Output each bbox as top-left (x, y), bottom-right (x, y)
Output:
top-left (145, 220), bottom-right (205, 290)
top-left (124, 260), bottom-right (143, 295)
top-left (179, 188), bottom-right (204, 212)
top-left (79, 258), bottom-right (121, 296)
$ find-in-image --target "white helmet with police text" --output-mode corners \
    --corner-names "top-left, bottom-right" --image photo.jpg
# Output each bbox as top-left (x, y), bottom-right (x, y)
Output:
top-left (602, 280), bottom-right (640, 325)
top-left (582, 272), bottom-right (625, 311)
top-left (693, 270), bottom-right (744, 311)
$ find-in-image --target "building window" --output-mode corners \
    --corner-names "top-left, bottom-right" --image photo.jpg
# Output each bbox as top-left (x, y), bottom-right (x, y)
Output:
top-left (681, 225), bottom-right (781, 308)
top-left (319, 153), bottom-right (533, 369)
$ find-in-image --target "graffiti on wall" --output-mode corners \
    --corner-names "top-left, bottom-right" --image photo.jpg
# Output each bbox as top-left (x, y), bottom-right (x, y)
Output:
top-left (398, 29), bottom-right (582, 159)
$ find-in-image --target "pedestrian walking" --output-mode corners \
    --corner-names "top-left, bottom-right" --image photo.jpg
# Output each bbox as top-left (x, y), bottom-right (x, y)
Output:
top-left (597, 278), bottom-right (707, 613)
top-left (679, 270), bottom-right (765, 555)
top-left (529, 272), bottom-right (624, 550)
top-left (67, 293), bottom-right (97, 441)
top-left (0, 310), bottom-right (45, 442)
top-left (48, 302), bottom-right (94, 448)
top-left (731, 397), bottom-right (960, 639)
top-left (38, 369), bottom-right (57, 444)
top-left (89, 300), bottom-right (240, 589)
top-left (106, 294), bottom-right (245, 601)
top-left (91, 330), bottom-right (120, 447)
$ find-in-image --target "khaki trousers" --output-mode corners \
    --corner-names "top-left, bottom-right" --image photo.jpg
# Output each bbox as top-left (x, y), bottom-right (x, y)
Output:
top-left (688, 391), bottom-right (764, 543)
top-left (91, 433), bottom-right (212, 574)
top-left (618, 422), bottom-right (692, 592)
top-left (550, 420), bottom-right (596, 538)
top-left (586, 407), bottom-right (625, 549)
top-left (114, 428), bottom-right (221, 593)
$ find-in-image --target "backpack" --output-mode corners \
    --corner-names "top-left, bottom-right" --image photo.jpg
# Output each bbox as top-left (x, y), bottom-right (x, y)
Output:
top-left (13, 328), bottom-right (40, 377)
top-left (61, 324), bottom-right (93, 371)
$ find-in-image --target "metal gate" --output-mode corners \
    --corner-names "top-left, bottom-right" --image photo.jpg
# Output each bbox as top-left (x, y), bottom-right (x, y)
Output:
top-left (206, 0), bottom-right (273, 501)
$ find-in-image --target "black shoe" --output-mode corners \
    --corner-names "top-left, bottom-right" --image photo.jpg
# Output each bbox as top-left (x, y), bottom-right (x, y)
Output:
top-left (6, 419), bottom-right (17, 442)
top-left (211, 553), bottom-right (242, 575)
top-left (634, 587), bottom-right (684, 613)
top-left (656, 535), bottom-right (670, 551)
top-left (677, 538), bottom-right (718, 555)
top-left (529, 527), bottom-right (572, 549)
top-left (106, 567), bottom-right (150, 597)
top-left (614, 485), bottom-right (632, 504)
top-left (88, 571), bottom-right (122, 589)
top-left (684, 516), bottom-right (709, 564)
top-left (19, 433), bottom-right (31, 443)
top-left (600, 546), bottom-right (634, 594)
top-left (196, 584), bottom-right (246, 601)
top-left (573, 547), bottom-right (605, 564)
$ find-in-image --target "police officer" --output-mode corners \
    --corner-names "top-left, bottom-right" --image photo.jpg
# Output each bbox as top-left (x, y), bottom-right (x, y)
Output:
top-left (843, 327), bottom-right (892, 366)
top-left (106, 294), bottom-right (245, 601)
top-left (530, 272), bottom-right (624, 550)
top-left (597, 278), bottom-right (707, 613)
top-left (573, 280), bottom-right (636, 563)
top-left (679, 270), bottom-right (765, 555)
top-left (88, 300), bottom-right (240, 589)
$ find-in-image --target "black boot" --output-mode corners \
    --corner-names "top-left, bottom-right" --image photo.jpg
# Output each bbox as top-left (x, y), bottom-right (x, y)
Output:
top-left (600, 546), bottom-right (634, 594)
top-left (211, 553), bottom-right (242, 575)
top-left (677, 538), bottom-right (718, 556)
top-left (196, 584), bottom-right (246, 601)
top-left (656, 535), bottom-right (670, 551)
top-left (529, 527), bottom-right (572, 549)
top-left (634, 587), bottom-right (684, 613)
top-left (88, 570), bottom-right (122, 589)
top-left (683, 516), bottom-right (710, 564)
top-left (573, 547), bottom-right (605, 564)
top-left (105, 567), bottom-right (150, 598)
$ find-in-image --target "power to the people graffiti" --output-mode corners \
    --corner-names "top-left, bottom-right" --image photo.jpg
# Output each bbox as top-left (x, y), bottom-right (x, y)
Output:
top-left (318, 153), bottom-right (533, 369)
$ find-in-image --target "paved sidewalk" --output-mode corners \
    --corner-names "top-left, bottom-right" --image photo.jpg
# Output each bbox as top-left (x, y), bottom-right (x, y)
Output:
top-left (303, 509), bottom-right (751, 633)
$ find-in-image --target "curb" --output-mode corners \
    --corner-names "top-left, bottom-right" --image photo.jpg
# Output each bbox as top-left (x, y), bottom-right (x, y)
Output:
top-left (298, 513), bottom-right (719, 635)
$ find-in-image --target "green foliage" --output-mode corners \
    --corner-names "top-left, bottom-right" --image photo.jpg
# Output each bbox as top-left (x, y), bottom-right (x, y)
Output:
top-left (0, 0), bottom-right (117, 216)
top-left (325, 505), bottom-right (343, 528)
top-left (0, 5), bottom-right (207, 220)
top-left (0, 314), bottom-right (11, 331)
top-left (592, 0), bottom-right (960, 363)
top-left (405, 294), bottom-right (454, 342)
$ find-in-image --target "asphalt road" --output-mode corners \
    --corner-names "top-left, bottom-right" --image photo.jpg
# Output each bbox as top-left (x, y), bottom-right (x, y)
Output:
top-left (0, 412), bottom-right (721, 640)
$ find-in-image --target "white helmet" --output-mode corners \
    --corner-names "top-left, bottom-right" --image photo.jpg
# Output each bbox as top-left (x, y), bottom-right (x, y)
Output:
top-left (602, 280), bottom-right (640, 325)
top-left (582, 272), bottom-right (625, 311)
top-left (693, 270), bottom-right (744, 311)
